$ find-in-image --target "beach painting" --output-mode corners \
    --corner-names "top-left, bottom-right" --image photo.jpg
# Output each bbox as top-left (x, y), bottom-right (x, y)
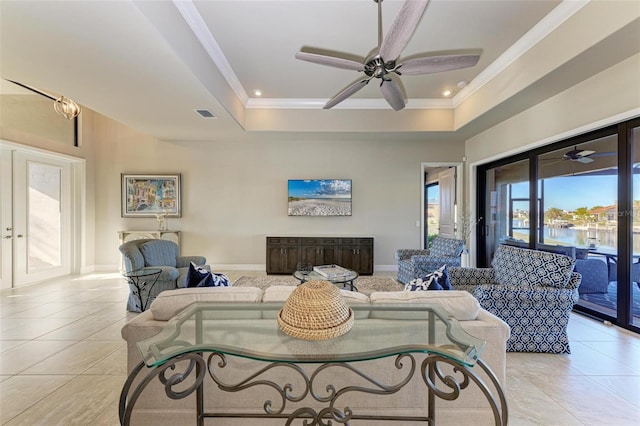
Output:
top-left (288, 179), bottom-right (352, 216)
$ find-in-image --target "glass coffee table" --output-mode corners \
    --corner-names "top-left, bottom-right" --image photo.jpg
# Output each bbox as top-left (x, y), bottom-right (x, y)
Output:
top-left (120, 302), bottom-right (507, 425)
top-left (293, 269), bottom-right (359, 291)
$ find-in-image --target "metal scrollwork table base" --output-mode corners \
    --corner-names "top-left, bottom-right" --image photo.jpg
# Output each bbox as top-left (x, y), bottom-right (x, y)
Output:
top-left (119, 302), bottom-right (508, 425)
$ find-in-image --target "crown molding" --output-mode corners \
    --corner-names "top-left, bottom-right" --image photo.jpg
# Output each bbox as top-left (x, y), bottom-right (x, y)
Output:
top-left (173, 0), bottom-right (249, 105)
top-left (176, 0), bottom-right (588, 112)
top-left (246, 97), bottom-right (453, 110)
top-left (452, 0), bottom-right (589, 107)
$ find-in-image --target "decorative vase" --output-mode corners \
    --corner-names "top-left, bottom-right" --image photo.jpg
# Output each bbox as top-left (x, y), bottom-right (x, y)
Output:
top-left (460, 246), bottom-right (470, 268)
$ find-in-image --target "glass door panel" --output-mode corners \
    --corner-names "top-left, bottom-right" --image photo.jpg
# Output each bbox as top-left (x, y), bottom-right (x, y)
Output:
top-left (28, 161), bottom-right (62, 270)
top-left (631, 125), bottom-right (640, 328)
top-left (425, 183), bottom-right (439, 247)
top-left (538, 135), bottom-right (618, 318)
top-left (484, 159), bottom-right (530, 265)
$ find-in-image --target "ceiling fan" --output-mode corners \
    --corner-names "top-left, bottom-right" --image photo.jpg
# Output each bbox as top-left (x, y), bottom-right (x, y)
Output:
top-left (562, 146), bottom-right (597, 163)
top-left (541, 146), bottom-right (616, 166)
top-left (295, 0), bottom-right (480, 111)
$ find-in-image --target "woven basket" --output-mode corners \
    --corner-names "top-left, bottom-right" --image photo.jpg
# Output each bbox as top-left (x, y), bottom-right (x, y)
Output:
top-left (277, 280), bottom-right (354, 340)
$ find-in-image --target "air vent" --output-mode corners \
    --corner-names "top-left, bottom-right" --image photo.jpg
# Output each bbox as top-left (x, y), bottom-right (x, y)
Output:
top-left (194, 109), bottom-right (216, 119)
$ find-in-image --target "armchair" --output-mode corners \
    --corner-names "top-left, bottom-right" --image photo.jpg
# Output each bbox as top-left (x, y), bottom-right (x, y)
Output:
top-left (119, 239), bottom-right (207, 312)
top-left (448, 244), bottom-right (581, 354)
top-left (396, 236), bottom-right (464, 284)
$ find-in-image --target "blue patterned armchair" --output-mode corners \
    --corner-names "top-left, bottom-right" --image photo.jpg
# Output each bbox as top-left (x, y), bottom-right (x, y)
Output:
top-left (396, 236), bottom-right (464, 284)
top-left (448, 244), bottom-right (581, 354)
top-left (119, 239), bottom-right (207, 312)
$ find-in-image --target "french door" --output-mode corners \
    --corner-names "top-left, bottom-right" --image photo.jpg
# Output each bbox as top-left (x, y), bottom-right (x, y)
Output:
top-left (0, 147), bottom-right (72, 288)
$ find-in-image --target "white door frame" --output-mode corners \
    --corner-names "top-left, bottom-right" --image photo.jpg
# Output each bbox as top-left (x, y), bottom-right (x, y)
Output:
top-left (420, 162), bottom-right (464, 249)
top-left (0, 140), bottom-right (84, 289)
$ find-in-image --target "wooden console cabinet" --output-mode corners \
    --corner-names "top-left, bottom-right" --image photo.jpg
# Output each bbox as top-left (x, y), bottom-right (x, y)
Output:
top-left (266, 236), bottom-right (373, 275)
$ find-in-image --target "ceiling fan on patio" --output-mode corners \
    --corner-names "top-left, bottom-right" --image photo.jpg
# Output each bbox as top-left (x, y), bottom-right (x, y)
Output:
top-left (541, 146), bottom-right (616, 166)
top-left (563, 147), bottom-right (597, 163)
top-left (294, 0), bottom-right (480, 111)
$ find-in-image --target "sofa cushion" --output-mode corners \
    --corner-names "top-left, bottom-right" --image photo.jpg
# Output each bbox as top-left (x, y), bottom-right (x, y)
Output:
top-left (140, 240), bottom-right (177, 267)
top-left (369, 290), bottom-right (480, 321)
top-left (536, 243), bottom-right (576, 259)
top-left (150, 287), bottom-right (263, 320)
top-left (405, 265), bottom-right (451, 291)
top-left (491, 244), bottom-right (575, 289)
top-left (262, 285), bottom-right (370, 304)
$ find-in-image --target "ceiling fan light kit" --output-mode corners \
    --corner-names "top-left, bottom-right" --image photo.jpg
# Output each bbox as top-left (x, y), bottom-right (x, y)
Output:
top-left (295, 0), bottom-right (480, 111)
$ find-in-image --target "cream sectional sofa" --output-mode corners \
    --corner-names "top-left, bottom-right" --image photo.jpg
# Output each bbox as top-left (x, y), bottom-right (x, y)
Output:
top-left (121, 286), bottom-right (510, 425)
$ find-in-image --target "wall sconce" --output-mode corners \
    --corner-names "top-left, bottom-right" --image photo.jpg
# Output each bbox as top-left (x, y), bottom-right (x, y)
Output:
top-left (53, 96), bottom-right (81, 119)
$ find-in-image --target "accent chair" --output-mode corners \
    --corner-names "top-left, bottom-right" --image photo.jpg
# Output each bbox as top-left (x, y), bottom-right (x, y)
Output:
top-left (119, 239), bottom-right (207, 312)
top-left (396, 236), bottom-right (465, 284)
top-left (448, 244), bottom-right (582, 354)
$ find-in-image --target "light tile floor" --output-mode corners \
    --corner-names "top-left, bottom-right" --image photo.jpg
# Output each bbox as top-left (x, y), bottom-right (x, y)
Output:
top-left (1, 271), bottom-right (639, 425)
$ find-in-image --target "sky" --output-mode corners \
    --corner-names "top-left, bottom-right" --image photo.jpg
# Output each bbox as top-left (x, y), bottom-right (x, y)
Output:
top-left (511, 175), bottom-right (627, 211)
top-left (288, 179), bottom-right (351, 199)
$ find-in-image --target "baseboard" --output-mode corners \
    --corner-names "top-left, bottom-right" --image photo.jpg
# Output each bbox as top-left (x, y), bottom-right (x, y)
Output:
top-left (375, 265), bottom-right (398, 272)
top-left (94, 264), bottom-right (120, 272)
top-left (88, 264), bottom-right (399, 273)
top-left (211, 264), bottom-right (265, 271)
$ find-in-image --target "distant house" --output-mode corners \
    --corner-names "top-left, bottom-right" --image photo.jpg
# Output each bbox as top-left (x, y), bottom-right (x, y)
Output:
top-left (589, 205), bottom-right (617, 222)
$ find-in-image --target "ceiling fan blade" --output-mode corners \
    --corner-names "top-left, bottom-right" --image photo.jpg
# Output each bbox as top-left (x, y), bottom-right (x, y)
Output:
top-left (577, 150), bottom-right (596, 157)
top-left (576, 157), bottom-right (595, 164)
top-left (397, 54), bottom-right (480, 76)
top-left (379, 0), bottom-right (429, 61)
top-left (295, 52), bottom-right (364, 71)
top-left (380, 76), bottom-right (405, 111)
top-left (323, 78), bottom-right (371, 109)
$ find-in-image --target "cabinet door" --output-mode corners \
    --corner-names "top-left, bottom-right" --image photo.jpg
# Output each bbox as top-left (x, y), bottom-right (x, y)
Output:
top-left (357, 246), bottom-right (374, 274)
top-left (301, 246), bottom-right (323, 265)
top-left (282, 247), bottom-right (300, 273)
top-left (266, 237), bottom-right (301, 274)
top-left (357, 238), bottom-right (374, 275)
top-left (339, 247), bottom-right (358, 271)
top-left (266, 246), bottom-right (285, 274)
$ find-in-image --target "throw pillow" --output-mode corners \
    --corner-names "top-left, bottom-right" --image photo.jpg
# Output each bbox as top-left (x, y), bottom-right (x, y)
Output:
top-left (184, 262), bottom-right (231, 288)
top-left (405, 265), bottom-right (451, 291)
top-left (185, 262), bottom-right (213, 287)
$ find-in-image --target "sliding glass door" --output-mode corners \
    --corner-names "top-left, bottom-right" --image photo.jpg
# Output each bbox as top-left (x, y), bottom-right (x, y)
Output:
top-left (477, 117), bottom-right (639, 333)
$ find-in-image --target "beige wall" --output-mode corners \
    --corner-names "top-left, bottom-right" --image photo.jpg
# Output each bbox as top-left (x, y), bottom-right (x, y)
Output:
top-left (92, 113), bottom-right (464, 270)
top-left (465, 53), bottom-right (640, 165)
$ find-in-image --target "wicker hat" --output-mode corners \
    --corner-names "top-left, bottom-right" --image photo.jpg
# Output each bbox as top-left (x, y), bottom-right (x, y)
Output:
top-left (277, 280), bottom-right (354, 340)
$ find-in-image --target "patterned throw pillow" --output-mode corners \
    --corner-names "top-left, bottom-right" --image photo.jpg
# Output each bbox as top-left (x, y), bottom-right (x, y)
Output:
top-left (185, 262), bottom-right (230, 288)
top-left (405, 265), bottom-right (451, 291)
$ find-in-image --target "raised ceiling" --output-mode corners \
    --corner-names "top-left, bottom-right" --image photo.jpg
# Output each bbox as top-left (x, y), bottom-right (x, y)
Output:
top-left (1, 0), bottom-right (638, 142)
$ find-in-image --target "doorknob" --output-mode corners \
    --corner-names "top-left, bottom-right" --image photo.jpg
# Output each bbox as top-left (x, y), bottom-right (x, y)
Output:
top-left (5, 227), bottom-right (12, 231)
top-left (3, 235), bottom-right (11, 239)
top-left (17, 234), bottom-right (23, 238)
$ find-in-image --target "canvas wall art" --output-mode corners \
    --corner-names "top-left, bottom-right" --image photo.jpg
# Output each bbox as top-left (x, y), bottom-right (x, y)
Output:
top-left (121, 174), bottom-right (181, 217)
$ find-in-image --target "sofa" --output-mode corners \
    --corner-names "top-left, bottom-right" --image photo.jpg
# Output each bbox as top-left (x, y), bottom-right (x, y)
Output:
top-left (119, 239), bottom-right (208, 312)
top-left (121, 285), bottom-right (510, 425)
top-left (396, 236), bottom-right (465, 284)
top-left (448, 244), bottom-right (582, 354)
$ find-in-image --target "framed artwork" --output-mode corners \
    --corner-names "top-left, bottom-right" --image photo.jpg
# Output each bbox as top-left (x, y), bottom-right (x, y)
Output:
top-left (121, 174), bottom-right (181, 217)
